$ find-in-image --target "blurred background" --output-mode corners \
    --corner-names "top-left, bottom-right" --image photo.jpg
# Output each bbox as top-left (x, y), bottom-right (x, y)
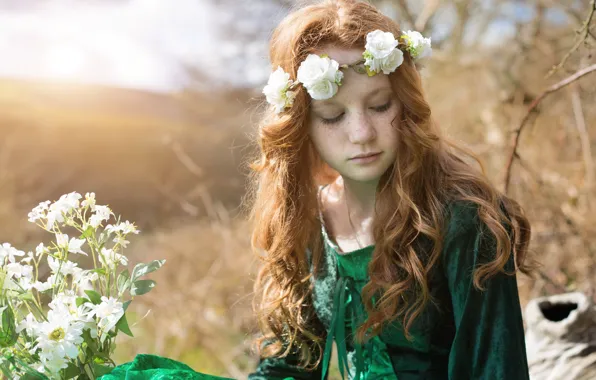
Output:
top-left (0, 0), bottom-right (594, 378)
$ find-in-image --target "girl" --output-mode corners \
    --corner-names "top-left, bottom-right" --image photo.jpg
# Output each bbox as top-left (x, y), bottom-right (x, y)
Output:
top-left (247, 0), bottom-right (534, 379)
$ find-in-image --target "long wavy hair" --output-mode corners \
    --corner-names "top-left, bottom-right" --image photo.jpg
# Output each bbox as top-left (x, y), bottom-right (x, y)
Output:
top-left (245, 0), bottom-right (535, 371)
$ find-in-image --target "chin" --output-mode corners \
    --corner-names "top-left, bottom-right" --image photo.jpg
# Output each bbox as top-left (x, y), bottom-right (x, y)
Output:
top-left (342, 167), bottom-right (389, 183)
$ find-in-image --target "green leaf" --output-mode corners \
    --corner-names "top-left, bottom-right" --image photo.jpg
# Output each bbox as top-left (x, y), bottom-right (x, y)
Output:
top-left (0, 271), bottom-right (20, 294)
top-left (76, 297), bottom-right (90, 308)
top-left (122, 300), bottom-right (132, 312)
top-left (89, 268), bottom-right (107, 276)
top-left (92, 363), bottom-right (114, 377)
top-left (117, 269), bottom-right (130, 295)
top-left (84, 290), bottom-right (102, 305)
top-left (0, 305), bottom-right (18, 348)
top-left (5, 354), bottom-right (48, 379)
top-left (115, 313), bottom-right (133, 337)
top-left (131, 260), bottom-right (165, 282)
top-left (82, 329), bottom-right (98, 352)
top-left (62, 361), bottom-right (79, 379)
top-left (97, 232), bottom-right (110, 248)
top-left (79, 226), bottom-right (94, 240)
top-left (17, 292), bottom-right (35, 301)
top-left (20, 371), bottom-right (49, 380)
top-left (130, 280), bottom-right (155, 296)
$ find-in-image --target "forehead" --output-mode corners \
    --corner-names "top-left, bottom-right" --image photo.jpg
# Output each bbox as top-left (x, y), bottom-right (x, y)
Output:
top-left (312, 45), bottom-right (393, 107)
top-left (315, 45), bottom-right (364, 66)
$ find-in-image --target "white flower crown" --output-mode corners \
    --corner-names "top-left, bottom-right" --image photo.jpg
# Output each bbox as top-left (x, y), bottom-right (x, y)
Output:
top-left (263, 29), bottom-right (432, 114)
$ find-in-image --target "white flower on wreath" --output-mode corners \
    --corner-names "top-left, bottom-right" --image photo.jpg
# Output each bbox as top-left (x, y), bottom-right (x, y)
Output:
top-left (363, 30), bottom-right (404, 76)
top-left (297, 54), bottom-right (344, 100)
top-left (401, 30), bottom-right (432, 60)
top-left (263, 66), bottom-right (297, 114)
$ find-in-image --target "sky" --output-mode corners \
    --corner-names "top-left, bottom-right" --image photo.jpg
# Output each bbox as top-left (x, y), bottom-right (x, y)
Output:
top-left (0, 0), bottom-right (286, 92)
top-left (0, 0), bottom-right (571, 93)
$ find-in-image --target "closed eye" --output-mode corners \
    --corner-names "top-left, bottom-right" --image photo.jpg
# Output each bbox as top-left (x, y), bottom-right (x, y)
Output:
top-left (371, 101), bottom-right (392, 113)
top-left (320, 112), bottom-right (345, 125)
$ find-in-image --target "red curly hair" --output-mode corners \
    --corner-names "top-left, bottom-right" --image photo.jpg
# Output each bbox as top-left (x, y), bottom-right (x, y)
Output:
top-left (244, 0), bottom-right (534, 371)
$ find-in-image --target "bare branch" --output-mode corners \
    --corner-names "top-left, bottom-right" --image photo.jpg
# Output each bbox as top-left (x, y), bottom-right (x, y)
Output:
top-left (504, 63), bottom-right (596, 193)
top-left (396, 0), bottom-right (416, 30)
top-left (569, 84), bottom-right (594, 191)
top-left (546, 0), bottom-right (596, 78)
top-left (415, 0), bottom-right (440, 32)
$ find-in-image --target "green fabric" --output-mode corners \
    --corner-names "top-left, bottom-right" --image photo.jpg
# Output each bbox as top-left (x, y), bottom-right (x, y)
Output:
top-left (98, 354), bottom-right (233, 380)
top-left (248, 199), bottom-right (530, 379)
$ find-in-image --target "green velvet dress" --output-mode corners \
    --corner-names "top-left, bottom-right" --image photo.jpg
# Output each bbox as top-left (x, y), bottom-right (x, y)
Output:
top-left (100, 191), bottom-right (530, 380)
top-left (247, 190), bottom-right (530, 379)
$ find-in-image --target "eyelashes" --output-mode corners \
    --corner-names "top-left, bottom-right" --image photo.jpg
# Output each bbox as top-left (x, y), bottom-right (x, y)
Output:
top-left (319, 100), bottom-right (393, 125)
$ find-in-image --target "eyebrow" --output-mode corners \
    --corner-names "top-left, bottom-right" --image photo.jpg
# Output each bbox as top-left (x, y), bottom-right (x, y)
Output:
top-left (313, 86), bottom-right (392, 107)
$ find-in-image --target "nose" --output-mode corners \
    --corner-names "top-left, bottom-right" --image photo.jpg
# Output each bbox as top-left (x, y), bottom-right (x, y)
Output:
top-left (347, 111), bottom-right (376, 144)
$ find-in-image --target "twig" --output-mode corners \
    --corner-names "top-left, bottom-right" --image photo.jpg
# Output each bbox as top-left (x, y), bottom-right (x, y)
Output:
top-left (168, 138), bottom-right (204, 179)
top-left (396, 0), bottom-right (416, 30)
top-left (536, 269), bottom-right (568, 294)
top-left (546, 0), bottom-right (596, 78)
top-left (503, 63), bottom-right (596, 193)
top-left (515, 154), bottom-right (596, 266)
top-left (539, 0), bottom-right (596, 40)
top-left (569, 84), bottom-right (594, 191)
top-left (415, 0), bottom-right (440, 32)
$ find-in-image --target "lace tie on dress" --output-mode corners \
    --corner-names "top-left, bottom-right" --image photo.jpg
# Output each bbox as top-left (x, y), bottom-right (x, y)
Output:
top-left (321, 276), bottom-right (368, 379)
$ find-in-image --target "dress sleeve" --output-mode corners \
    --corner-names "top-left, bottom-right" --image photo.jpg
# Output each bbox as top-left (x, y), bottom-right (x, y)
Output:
top-left (441, 203), bottom-right (530, 380)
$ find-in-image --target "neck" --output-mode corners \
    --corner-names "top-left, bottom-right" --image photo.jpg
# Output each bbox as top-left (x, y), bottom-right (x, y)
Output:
top-left (339, 176), bottom-right (378, 220)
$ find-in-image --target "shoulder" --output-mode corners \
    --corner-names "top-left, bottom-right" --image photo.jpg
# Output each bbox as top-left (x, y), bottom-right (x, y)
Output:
top-left (442, 200), bottom-right (483, 239)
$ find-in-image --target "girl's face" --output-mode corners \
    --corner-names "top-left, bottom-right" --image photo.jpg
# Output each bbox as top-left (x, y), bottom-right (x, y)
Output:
top-left (308, 46), bottom-right (400, 184)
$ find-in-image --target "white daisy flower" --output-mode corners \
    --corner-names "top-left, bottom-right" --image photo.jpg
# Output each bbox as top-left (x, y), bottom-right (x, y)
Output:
top-left (47, 256), bottom-right (79, 276)
top-left (35, 243), bottom-right (49, 257)
top-left (55, 234), bottom-right (87, 256)
top-left (89, 205), bottom-right (113, 228)
top-left (99, 248), bottom-right (128, 270)
top-left (81, 192), bottom-right (96, 209)
top-left (45, 192), bottom-right (82, 229)
top-left (89, 296), bottom-right (124, 335)
top-left (32, 274), bottom-right (57, 292)
top-left (34, 308), bottom-right (84, 363)
top-left (28, 201), bottom-right (51, 223)
top-left (0, 243), bottom-right (25, 265)
top-left (16, 313), bottom-right (40, 337)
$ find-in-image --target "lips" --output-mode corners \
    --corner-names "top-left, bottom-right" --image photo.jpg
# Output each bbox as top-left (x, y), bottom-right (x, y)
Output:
top-left (350, 152), bottom-right (381, 160)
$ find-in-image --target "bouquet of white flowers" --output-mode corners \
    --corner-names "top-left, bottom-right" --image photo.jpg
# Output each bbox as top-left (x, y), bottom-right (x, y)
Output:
top-left (0, 192), bottom-right (165, 379)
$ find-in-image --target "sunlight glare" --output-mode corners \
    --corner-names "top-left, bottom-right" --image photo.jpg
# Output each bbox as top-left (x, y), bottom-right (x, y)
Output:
top-left (45, 43), bottom-right (89, 81)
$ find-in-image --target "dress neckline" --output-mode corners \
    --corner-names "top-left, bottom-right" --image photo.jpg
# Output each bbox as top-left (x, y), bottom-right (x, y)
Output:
top-left (317, 184), bottom-right (375, 257)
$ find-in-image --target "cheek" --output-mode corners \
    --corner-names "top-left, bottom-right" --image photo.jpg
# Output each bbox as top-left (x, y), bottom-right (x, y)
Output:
top-left (309, 124), bottom-right (338, 159)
